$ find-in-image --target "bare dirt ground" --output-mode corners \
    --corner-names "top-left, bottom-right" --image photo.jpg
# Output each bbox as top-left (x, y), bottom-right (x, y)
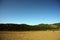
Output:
top-left (0, 31), bottom-right (60, 40)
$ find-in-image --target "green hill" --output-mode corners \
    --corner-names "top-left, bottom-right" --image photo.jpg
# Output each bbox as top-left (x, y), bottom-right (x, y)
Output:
top-left (0, 23), bottom-right (60, 31)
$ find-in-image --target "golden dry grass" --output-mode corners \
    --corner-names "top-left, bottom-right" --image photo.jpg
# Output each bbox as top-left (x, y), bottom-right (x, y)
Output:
top-left (0, 31), bottom-right (60, 40)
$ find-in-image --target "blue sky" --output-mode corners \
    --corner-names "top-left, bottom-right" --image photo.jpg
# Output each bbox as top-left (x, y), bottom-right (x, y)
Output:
top-left (0, 0), bottom-right (60, 25)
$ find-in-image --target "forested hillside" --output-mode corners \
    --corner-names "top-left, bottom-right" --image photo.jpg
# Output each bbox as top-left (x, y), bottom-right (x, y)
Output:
top-left (0, 23), bottom-right (60, 31)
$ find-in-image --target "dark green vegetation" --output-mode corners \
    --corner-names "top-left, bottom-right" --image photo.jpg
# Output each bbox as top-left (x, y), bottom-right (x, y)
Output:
top-left (0, 23), bottom-right (60, 31)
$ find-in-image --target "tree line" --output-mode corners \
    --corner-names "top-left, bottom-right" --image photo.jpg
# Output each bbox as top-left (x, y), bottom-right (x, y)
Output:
top-left (0, 23), bottom-right (60, 31)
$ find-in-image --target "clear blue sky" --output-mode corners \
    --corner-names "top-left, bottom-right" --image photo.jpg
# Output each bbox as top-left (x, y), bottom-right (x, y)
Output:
top-left (0, 0), bottom-right (60, 25)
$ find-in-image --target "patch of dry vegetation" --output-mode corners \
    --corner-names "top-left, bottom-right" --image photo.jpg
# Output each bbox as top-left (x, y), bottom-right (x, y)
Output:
top-left (0, 31), bottom-right (60, 40)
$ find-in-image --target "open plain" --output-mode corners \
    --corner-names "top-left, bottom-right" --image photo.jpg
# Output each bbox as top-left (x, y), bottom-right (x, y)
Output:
top-left (0, 31), bottom-right (60, 40)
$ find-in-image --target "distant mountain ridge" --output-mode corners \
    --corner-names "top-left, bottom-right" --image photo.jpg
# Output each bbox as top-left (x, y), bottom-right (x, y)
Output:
top-left (0, 23), bottom-right (60, 31)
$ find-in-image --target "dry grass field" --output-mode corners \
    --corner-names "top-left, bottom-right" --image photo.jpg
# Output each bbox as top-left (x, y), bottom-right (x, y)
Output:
top-left (0, 31), bottom-right (60, 40)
